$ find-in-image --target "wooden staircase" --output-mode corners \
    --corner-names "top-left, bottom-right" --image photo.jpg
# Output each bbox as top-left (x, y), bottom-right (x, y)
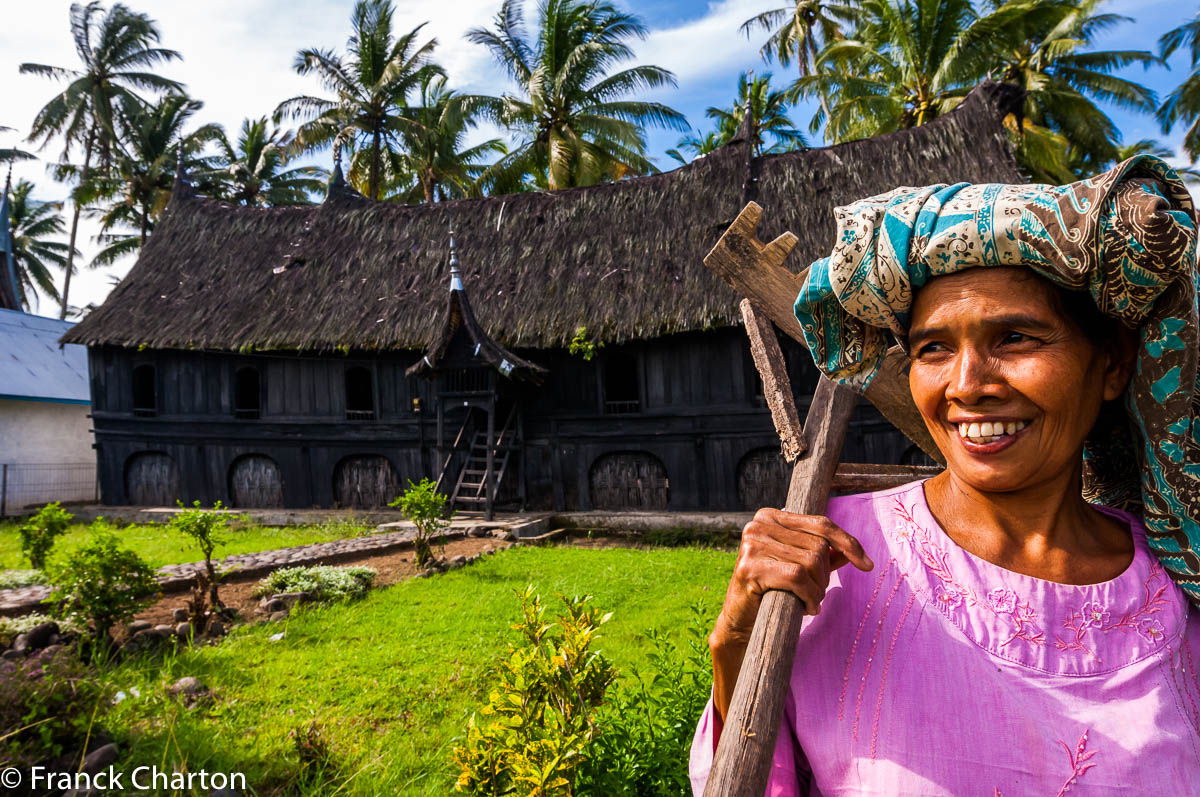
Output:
top-left (447, 405), bottom-right (518, 514)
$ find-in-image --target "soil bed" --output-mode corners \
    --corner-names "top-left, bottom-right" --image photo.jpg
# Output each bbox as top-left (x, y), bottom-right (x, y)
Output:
top-left (124, 536), bottom-right (512, 635)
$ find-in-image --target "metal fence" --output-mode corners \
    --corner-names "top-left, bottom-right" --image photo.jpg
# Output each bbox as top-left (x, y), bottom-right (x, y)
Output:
top-left (0, 462), bottom-right (98, 517)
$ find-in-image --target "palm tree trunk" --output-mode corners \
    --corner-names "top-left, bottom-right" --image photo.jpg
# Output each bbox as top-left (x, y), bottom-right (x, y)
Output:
top-left (423, 168), bottom-right (434, 204)
top-left (369, 128), bottom-right (382, 200)
top-left (58, 125), bottom-right (95, 320)
top-left (140, 205), bottom-right (148, 248)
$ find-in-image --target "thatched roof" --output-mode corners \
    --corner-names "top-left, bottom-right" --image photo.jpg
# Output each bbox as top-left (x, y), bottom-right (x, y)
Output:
top-left (62, 82), bottom-right (1023, 353)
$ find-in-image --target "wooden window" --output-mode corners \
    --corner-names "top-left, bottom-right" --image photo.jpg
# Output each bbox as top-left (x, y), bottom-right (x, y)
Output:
top-left (234, 367), bottom-right (262, 419)
top-left (602, 351), bottom-right (640, 414)
top-left (132, 364), bottom-right (157, 417)
top-left (345, 366), bottom-right (375, 421)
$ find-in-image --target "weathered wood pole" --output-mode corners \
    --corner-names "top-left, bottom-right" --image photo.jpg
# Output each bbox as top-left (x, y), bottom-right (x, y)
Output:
top-left (702, 372), bottom-right (855, 796)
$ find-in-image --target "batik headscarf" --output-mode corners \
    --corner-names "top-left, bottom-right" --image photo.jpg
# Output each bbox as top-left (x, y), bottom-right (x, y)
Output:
top-left (793, 155), bottom-right (1200, 605)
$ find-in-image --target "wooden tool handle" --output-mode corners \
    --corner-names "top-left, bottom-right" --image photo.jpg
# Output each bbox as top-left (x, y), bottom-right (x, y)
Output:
top-left (702, 374), bottom-right (857, 796)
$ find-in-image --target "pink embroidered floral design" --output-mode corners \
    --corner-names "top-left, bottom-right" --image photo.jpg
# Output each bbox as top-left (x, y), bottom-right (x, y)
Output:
top-left (1054, 562), bottom-right (1170, 659)
top-left (891, 497), bottom-right (1045, 647)
top-left (988, 588), bottom-right (1018, 614)
top-left (1079, 601), bottom-right (1110, 628)
top-left (933, 583), bottom-right (965, 608)
top-left (1137, 617), bottom-right (1165, 641)
top-left (1054, 729), bottom-right (1099, 796)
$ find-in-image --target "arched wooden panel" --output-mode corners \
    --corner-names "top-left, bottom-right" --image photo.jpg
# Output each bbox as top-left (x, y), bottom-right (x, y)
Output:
top-left (736, 447), bottom-right (790, 511)
top-left (589, 452), bottom-right (668, 510)
top-left (229, 455), bottom-right (283, 508)
top-left (333, 455), bottom-right (400, 508)
top-left (124, 452), bottom-right (180, 506)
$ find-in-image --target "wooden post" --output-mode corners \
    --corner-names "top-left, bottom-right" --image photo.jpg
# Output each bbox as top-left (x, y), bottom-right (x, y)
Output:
top-left (698, 203), bottom-right (880, 795)
top-left (486, 391), bottom-right (495, 521)
top-left (1, 463), bottom-right (7, 516)
top-left (703, 374), bottom-right (855, 796)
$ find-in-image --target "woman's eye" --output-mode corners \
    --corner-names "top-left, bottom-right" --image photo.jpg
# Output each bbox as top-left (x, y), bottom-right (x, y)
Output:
top-left (1000, 332), bottom-right (1031, 345)
top-left (915, 342), bottom-right (946, 357)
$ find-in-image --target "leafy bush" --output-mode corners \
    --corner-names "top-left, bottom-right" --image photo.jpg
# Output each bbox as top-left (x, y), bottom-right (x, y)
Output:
top-left (0, 645), bottom-right (111, 767)
top-left (18, 502), bottom-right (74, 570)
top-left (253, 565), bottom-right (376, 602)
top-left (45, 530), bottom-right (159, 643)
top-left (453, 586), bottom-right (617, 796)
top-left (313, 514), bottom-right (375, 539)
top-left (568, 326), bottom-right (604, 361)
top-left (389, 478), bottom-right (452, 568)
top-left (576, 605), bottom-right (715, 796)
top-left (0, 612), bottom-right (84, 647)
top-left (0, 569), bottom-right (47, 589)
top-left (168, 500), bottom-right (236, 609)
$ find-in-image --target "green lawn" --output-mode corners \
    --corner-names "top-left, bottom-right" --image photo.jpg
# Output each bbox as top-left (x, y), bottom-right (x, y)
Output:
top-left (0, 516), bottom-right (374, 571)
top-left (97, 544), bottom-right (731, 796)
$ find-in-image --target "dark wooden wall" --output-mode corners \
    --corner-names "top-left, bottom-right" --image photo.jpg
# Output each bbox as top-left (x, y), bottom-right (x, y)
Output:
top-left (86, 327), bottom-right (914, 511)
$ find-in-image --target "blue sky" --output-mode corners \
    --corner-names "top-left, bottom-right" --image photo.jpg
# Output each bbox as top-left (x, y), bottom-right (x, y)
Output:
top-left (0, 0), bottom-right (1194, 316)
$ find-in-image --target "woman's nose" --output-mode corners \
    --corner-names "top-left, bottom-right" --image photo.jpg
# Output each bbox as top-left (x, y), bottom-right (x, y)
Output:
top-left (944, 347), bottom-right (1008, 404)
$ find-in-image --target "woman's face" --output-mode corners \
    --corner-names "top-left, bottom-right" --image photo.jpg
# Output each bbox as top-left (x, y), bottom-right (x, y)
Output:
top-left (907, 267), bottom-right (1132, 493)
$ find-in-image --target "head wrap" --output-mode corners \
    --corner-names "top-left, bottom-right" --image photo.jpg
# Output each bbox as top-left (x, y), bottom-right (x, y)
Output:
top-left (793, 155), bottom-right (1200, 605)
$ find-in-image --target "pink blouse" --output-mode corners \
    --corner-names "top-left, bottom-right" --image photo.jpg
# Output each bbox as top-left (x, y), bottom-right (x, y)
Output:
top-left (689, 481), bottom-right (1200, 795)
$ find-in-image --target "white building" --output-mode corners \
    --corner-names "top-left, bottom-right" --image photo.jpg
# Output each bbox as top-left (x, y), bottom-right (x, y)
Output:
top-left (0, 309), bottom-right (93, 515)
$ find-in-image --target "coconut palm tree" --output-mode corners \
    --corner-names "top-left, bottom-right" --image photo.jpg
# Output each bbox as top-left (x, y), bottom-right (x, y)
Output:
top-left (6, 179), bottom-right (72, 312)
top-left (211, 118), bottom-right (328, 206)
top-left (706, 72), bottom-right (807, 156)
top-left (792, 0), bottom-right (986, 142)
top-left (665, 130), bottom-right (725, 166)
top-left (980, 0), bottom-right (1160, 180)
top-left (20, 1), bottom-right (182, 319)
top-left (391, 75), bottom-right (506, 203)
top-left (0, 126), bottom-right (35, 167)
top-left (739, 1), bottom-right (855, 76)
top-left (1159, 9), bottom-right (1200, 161)
top-left (275, 0), bottom-right (442, 200)
top-left (467, 0), bottom-right (688, 191)
top-left (89, 93), bottom-right (221, 266)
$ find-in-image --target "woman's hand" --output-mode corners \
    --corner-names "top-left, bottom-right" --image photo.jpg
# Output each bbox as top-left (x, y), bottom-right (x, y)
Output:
top-left (709, 508), bottom-right (874, 722)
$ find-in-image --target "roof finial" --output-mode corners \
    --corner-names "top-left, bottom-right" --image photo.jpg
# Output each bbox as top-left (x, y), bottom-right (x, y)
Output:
top-left (448, 221), bottom-right (463, 292)
top-left (4, 164), bottom-right (11, 195)
top-left (334, 136), bottom-right (343, 171)
top-left (171, 142), bottom-right (194, 200)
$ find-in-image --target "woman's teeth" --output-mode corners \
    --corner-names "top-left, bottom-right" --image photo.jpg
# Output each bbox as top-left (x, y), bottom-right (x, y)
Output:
top-left (957, 420), bottom-right (1027, 443)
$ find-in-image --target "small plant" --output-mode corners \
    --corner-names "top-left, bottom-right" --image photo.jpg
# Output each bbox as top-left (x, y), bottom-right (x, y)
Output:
top-left (18, 502), bottom-right (74, 571)
top-left (253, 565), bottom-right (376, 603)
top-left (0, 569), bottom-right (47, 589)
top-left (44, 530), bottom-right (158, 646)
top-left (389, 478), bottom-right (452, 568)
top-left (0, 612), bottom-right (83, 647)
top-left (0, 645), bottom-right (111, 767)
top-left (576, 603), bottom-right (716, 796)
top-left (453, 585), bottom-right (617, 796)
top-left (168, 501), bottom-right (235, 610)
top-left (568, 326), bottom-right (604, 361)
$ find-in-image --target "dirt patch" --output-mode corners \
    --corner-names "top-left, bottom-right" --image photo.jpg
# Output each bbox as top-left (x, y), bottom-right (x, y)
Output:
top-left (127, 536), bottom-right (513, 633)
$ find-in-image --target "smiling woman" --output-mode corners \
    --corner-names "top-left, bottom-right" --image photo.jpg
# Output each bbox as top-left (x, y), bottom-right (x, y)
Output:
top-left (691, 155), bottom-right (1200, 794)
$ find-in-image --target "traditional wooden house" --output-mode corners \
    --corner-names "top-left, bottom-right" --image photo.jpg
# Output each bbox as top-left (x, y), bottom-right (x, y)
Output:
top-left (61, 82), bottom-right (1024, 515)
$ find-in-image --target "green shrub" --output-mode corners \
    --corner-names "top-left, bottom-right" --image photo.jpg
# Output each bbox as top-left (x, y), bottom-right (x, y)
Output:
top-left (253, 565), bottom-right (376, 602)
top-left (18, 502), bottom-right (74, 570)
top-left (389, 478), bottom-right (452, 568)
top-left (0, 612), bottom-right (84, 646)
top-left (0, 645), bottom-right (111, 766)
top-left (0, 569), bottom-right (46, 589)
top-left (453, 585), bottom-right (618, 796)
top-left (45, 530), bottom-right (159, 643)
top-left (576, 605), bottom-right (715, 796)
top-left (168, 500), bottom-right (236, 609)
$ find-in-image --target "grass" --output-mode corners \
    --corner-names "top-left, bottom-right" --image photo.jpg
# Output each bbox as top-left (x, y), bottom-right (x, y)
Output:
top-left (0, 515), bottom-right (376, 571)
top-left (95, 544), bottom-right (732, 796)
